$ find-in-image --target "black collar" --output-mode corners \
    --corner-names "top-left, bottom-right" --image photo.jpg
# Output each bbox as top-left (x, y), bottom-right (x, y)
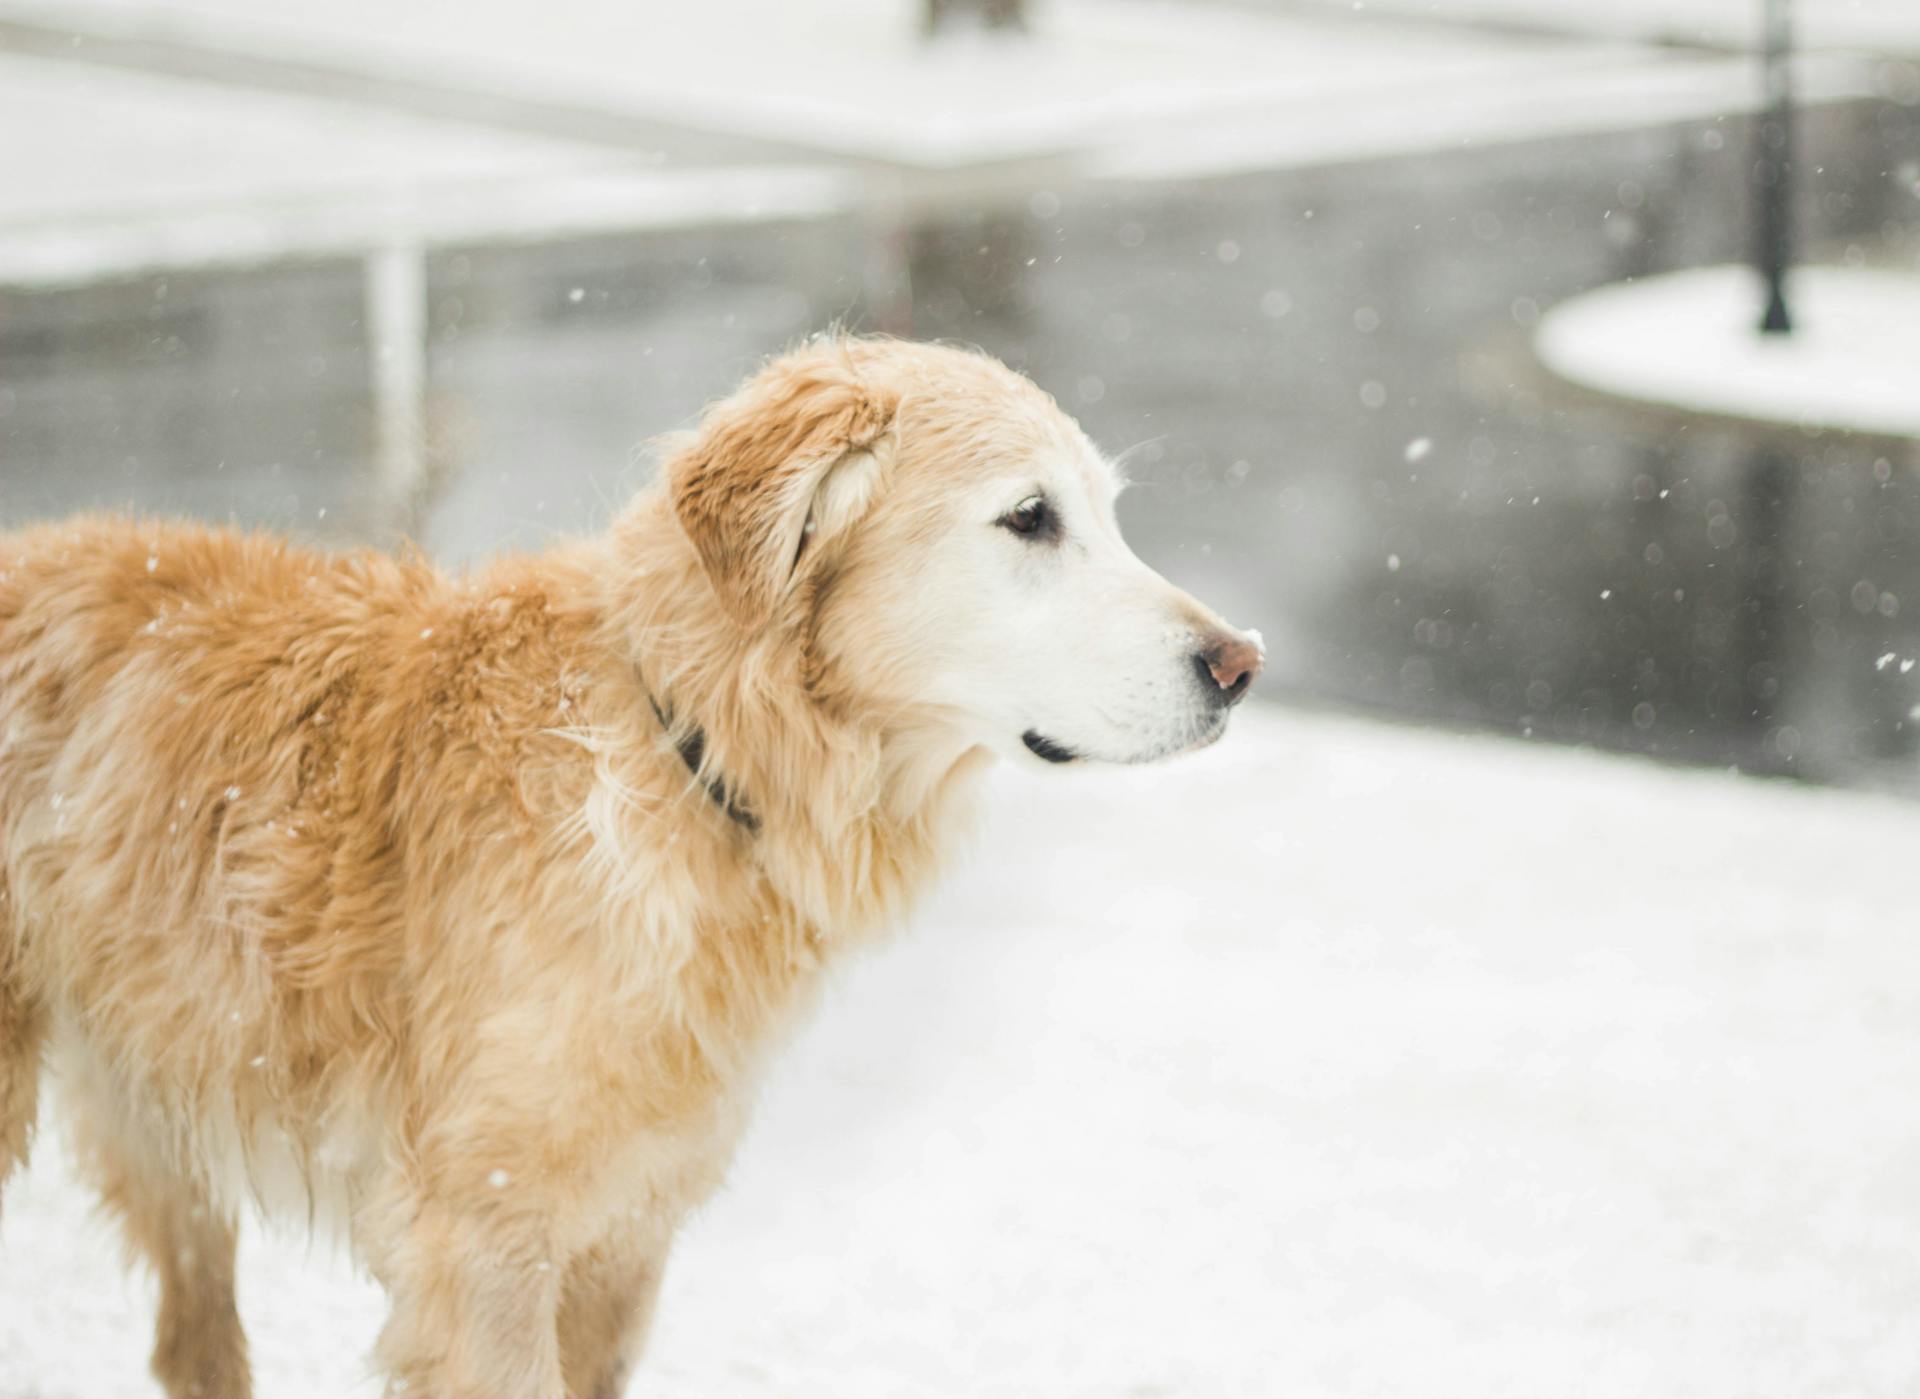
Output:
top-left (644, 686), bottom-right (760, 834)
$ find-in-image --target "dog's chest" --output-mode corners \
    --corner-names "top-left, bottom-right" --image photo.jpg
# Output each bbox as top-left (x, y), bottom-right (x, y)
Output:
top-left (561, 938), bottom-right (829, 1240)
top-left (578, 1090), bottom-right (759, 1239)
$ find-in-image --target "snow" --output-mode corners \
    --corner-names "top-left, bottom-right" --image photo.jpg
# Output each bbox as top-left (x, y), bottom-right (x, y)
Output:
top-left (1286, 0), bottom-right (1920, 59)
top-left (1096, 49), bottom-right (1876, 182)
top-left (1537, 265), bottom-right (1920, 441)
top-left (8, 701), bottom-right (1920, 1396)
top-left (0, 54), bottom-right (854, 289)
top-left (1, 0), bottom-right (1886, 177)
top-left (0, 0), bottom-right (1572, 168)
top-left (0, 0), bottom-right (1896, 289)
top-left (0, 54), bottom-right (605, 227)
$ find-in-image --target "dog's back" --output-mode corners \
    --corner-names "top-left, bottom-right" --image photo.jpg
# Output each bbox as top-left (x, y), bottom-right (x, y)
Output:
top-left (0, 518), bottom-right (402, 1196)
top-left (0, 516), bottom-right (521, 1202)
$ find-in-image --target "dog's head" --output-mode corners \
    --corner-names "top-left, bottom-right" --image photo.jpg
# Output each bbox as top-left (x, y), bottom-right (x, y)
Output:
top-left (667, 337), bottom-right (1262, 767)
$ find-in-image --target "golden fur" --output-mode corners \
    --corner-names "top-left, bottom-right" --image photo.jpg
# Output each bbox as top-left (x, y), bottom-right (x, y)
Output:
top-left (0, 337), bottom-right (1247, 1397)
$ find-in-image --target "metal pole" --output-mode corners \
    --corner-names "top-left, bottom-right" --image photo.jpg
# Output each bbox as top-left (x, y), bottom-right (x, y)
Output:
top-left (365, 241), bottom-right (428, 535)
top-left (1754, 0), bottom-right (1794, 334)
top-left (923, 0), bottom-right (1026, 39)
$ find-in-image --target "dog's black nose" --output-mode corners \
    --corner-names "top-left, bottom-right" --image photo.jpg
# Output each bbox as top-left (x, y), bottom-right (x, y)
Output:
top-left (1193, 634), bottom-right (1261, 707)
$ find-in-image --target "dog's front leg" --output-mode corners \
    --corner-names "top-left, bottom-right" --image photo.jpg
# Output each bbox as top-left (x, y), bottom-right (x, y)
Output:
top-left (370, 1197), bottom-right (567, 1399)
top-left (558, 1228), bottom-right (672, 1399)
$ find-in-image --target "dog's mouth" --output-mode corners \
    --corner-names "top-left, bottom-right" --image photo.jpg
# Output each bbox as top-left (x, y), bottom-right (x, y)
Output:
top-left (1021, 730), bottom-right (1077, 764)
top-left (1022, 711), bottom-right (1231, 767)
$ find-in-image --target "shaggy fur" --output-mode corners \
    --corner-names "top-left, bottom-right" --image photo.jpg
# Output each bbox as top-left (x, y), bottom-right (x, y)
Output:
top-left (0, 337), bottom-right (1255, 1398)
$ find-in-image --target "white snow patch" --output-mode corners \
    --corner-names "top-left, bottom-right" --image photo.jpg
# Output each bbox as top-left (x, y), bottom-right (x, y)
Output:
top-left (2, 0), bottom-right (1885, 178)
top-left (0, 53), bottom-right (855, 290)
top-left (1281, 0), bottom-right (1920, 59)
top-left (1537, 265), bottom-right (1920, 440)
top-left (1096, 49), bottom-right (1875, 182)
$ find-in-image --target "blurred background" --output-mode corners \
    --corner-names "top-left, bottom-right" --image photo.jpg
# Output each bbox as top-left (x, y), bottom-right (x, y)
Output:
top-left (6, 4), bottom-right (1920, 1397)
top-left (3, 0), bottom-right (1916, 790)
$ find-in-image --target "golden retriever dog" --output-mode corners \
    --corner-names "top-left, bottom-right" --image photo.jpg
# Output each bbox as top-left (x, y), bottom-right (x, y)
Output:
top-left (0, 336), bottom-right (1261, 1398)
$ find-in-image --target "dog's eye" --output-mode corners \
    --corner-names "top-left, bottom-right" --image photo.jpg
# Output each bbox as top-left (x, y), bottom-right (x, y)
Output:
top-left (999, 495), bottom-right (1055, 540)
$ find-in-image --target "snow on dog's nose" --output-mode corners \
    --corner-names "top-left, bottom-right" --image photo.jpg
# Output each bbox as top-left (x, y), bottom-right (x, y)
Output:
top-left (1194, 631), bottom-right (1263, 707)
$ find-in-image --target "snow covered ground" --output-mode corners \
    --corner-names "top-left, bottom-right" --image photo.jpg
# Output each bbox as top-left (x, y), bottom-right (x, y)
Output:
top-left (1537, 264), bottom-right (1920, 440)
top-left (6, 700), bottom-right (1920, 1397)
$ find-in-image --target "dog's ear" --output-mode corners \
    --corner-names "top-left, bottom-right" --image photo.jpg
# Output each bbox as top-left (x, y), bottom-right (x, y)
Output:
top-left (668, 347), bottom-right (898, 629)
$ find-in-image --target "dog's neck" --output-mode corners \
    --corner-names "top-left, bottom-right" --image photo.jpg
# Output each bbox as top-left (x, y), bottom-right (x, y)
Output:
top-left (638, 680), bottom-right (759, 833)
top-left (593, 492), bottom-right (991, 936)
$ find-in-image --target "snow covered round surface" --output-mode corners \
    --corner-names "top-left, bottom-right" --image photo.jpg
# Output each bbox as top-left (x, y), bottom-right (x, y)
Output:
top-left (7, 702), bottom-right (1920, 1396)
top-left (1537, 264), bottom-right (1920, 440)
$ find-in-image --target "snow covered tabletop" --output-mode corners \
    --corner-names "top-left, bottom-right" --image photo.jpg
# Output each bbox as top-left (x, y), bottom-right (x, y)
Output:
top-left (0, 0), bottom-right (1570, 169)
top-left (0, 53), bottom-right (855, 289)
top-left (1291, 0), bottom-right (1920, 59)
top-left (6, 701), bottom-right (1920, 1397)
top-left (0, 0), bottom-right (1882, 174)
top-left (1536, 264), bottom-right (1920, 441)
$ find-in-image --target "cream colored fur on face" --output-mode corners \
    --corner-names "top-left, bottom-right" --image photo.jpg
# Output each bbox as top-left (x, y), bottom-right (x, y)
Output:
top-left (0, 337), bottom-right (1252, 1399)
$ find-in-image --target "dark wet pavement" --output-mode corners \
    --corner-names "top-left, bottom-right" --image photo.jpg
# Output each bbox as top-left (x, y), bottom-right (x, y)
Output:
top-left (4, 97), bottom-right (1919, 792)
